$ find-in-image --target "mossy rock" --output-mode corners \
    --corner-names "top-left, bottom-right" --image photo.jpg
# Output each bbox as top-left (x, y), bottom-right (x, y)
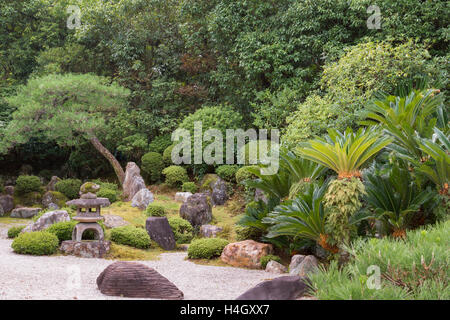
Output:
top-left (80, 182), bottom-right (100, 194)
top-left (200, 174), bottom-right (219, 191)
top-left (14, 191), bottom-right (43, 207)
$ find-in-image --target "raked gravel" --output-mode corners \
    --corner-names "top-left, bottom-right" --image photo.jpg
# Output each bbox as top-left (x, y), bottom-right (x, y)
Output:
top-left (0, 223), bottom-right (271, 300)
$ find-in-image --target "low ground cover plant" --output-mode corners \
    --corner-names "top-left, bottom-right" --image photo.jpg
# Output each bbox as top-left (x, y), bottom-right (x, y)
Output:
top-left (187, 238), bottom-right (229, 259)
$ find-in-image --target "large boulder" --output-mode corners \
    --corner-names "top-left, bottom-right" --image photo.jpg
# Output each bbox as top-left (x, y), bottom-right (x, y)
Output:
top-left (46, 176), bottom-right (60, 191)
top-left (220, 240), bottom-right (274, 269)
top-left (236, 276), bottom-right (308, 300)
top-left (179, 193), bottom-right (212, 227)
top-left (103, 214), bottom-right (130, 229)
top-left (200, 224), bottom-right (223, 238)
top-left (60, 240), bottom-right (110, 258)
top-left (96, 261), bottom-right (184, 299)
top-left (11, 207), bottom-right (41, 219)
top-left (22, 210), bottom-right (70, 233)
top-left (123, 162), bottom-right (146, 201)
top-left (265, 261), bottom-right (288, 274)
top-left (0, 195), bottom-right (14, 213)
top-left (211, 178), bottom-right (228, 205)
top-left (131, 188), bottom-right (154, 210)
top-left (289, 255), bottom-right (319, 277)
top-left (145, 217), bottom-right (176, 250)
top-left (174, 192), bottom-right (192, 203)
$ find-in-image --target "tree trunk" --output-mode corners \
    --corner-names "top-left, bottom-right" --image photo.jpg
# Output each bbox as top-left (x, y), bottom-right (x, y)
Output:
top-left (90, 136), bottom-right (125, 185)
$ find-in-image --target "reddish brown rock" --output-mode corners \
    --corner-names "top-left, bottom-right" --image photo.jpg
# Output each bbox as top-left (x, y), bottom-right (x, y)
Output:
top-left (220, 240), bottom-right (274, 269)
top-left (96, 261), bottom-right (184, 299)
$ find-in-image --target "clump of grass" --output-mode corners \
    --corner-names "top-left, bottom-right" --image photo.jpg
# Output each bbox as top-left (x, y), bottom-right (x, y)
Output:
top-left (309, 221), bottom-right (450, 300)
top-left (105, 243), bottom-right (163, 261)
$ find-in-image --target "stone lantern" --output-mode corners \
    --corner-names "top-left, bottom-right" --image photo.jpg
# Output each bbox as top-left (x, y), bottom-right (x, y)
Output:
top-left (60, 183), bottom-right (111, 258)
top-left (66, 192), bottom-right (110, 241)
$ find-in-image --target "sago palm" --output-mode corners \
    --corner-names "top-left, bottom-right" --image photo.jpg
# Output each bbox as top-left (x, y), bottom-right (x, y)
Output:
top-left (298, 127), bottom-right (392, 246)
top-left (299, 127), bottom-right (393, 179)
top-left (363, 88), bottom-right (444, 160)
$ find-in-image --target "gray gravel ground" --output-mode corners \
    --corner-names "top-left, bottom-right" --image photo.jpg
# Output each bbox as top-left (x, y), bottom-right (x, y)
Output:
top-left (0, 224), bottom-right (270, 300)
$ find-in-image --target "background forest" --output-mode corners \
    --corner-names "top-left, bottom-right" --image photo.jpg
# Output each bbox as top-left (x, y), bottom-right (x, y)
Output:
top-left (0, 0), bottom-right (448, 181)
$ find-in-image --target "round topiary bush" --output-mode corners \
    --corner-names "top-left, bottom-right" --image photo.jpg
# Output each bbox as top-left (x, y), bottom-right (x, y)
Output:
top-left (11, 231), bottom-right (59, 255)
top-left (163, 145), bottom-right (175, 166)
top-left (145, 204), bottom-right (166, 217)
top-left (7, 226), bottom-right (25, 238)
top-left (162, 165), bottom-right (189, 188)
top-left (168, 217), bottom-right (194, 244)
top-left (15, 175), bottom-right (42, 195)
top-left (46, 221), bottom-right (78, 243)
top-left (141, 152), bottom-right (164, 183)
top-left (110, 225), bottom-right (151, 249)
top-left (182, 182), bottom-right (198, 193)
top-left (55, 178), bottom-right (82, 199)
top-left (187, 238), bottom-right (229, 259)
top-left (97, 188), bottom-right (118, 203)
top-left (235, 166), bottom-right (259, 185)
top-left (260, 254), bottom-right (282, 269)
top-left (216, 165), bottom-right (239, 183)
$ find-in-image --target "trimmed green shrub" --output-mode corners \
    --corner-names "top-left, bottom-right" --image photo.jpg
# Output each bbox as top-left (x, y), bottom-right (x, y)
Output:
top-left (187, 238), bottom-right (229, 259)
top-left (168, 217), bottom-right (194, 244)
top-left (7, 226), bottom-right (25, 238)
top-left (55, 178), bottom-right (82, 199)
top-left (15, 175), bottom-right (42, 195)
top-left (91, 179), bottom-right (119, 192)
top-left (141, 152), bottom-right (164, 183)
top-left (162, 165), bottom-right (189, 188)
top-left (145, 204), bottom-right (166, 217)
top-left (216, 165), bottom-right (239, 183)
top-left (149, 134), bottom-right (172, 154)
top-left (46, 221), bottom-right (78, 243)
top-left (163, 145), bottom-right (175, 166)
top-left (260, 254), bottom-right (282, 269)
top-left (182, 182), bottom-right (198, 193)
top-left (11, 231), bottom-right (59, 255)
top-left (97, 188), bottom-right (118, 203)
top-left (235, 166), bottom-right (259, 185)
top-left (110, 225), bottom-right (151, 249)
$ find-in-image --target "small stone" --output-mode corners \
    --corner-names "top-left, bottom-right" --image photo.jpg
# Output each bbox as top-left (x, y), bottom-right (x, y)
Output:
top-left (145, 217), bottom-right (176, 250)
top-left (60, 240), bottom-right (111, 258)
top-left (131, 188), bottom-right (154, 210)
top-left (103, 214), bottom-right (130, 229)
top-left (265, 261), bottom-right (287, 274)
top-left (236, 276), bottom-right (307, 300)
top-left (4, 186), bottom-right (14, 196)
top-left (174, 192), bottom-right (192, 203)
top-left (289, 254), bottom-right (306, 271)
top-left (289, 255), bottom-right (319, 277)
top-left (48, 203), bottom-right (59, 210)
top-left (11, 207), bottom-right (41, 219)
top-left (22, 210), bottom-right (70, 233)
top-left (200, 224), bottom-right (223, 238)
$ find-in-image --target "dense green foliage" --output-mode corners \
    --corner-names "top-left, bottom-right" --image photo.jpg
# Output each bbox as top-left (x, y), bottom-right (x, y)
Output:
top-left (46, 221), bottom-right (78, 243)
top-left (216, 165), bottom-right (239, 183)
top-left (55, 179), bottom-right (82, 199)
top-left (14, 175), bottom-right (42, 195)
top-left (168, 217), bottom-right (194, 244)
top-left (11, 231), bottom-right (59, 255)
top-left (181, 182), bottom-right (198, 194)
top-left (145, 204), bottom-right (166, 217)
top-left (7, 226), bottom-right (25, 239)
top-left (187, 238), bottom-right (229, 259)
top-left (141, 152), bottom-right (164, 183)
top-left (162, 166), bottom-right (189, 188)
top-left (110, 225), bottom-right (151, 249)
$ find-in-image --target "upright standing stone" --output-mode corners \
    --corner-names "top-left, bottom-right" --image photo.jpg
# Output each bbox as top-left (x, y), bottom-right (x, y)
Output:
top-left (145, 217), bottom-right (176, 250)
top-left (211, 178), bottom-right (228, 205)
top-left (0, 195), bottom-right (14, 213)
top-left (179, 193), bottom-right (212, 227)
top-left (123, 162), bottom-right (146, 201)
top-left (46, 176), bottom-right (60, 191)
